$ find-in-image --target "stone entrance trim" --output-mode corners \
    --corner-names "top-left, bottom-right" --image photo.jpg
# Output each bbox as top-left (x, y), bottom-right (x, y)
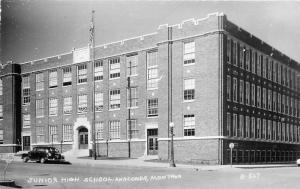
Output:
top-left (73, 117), bottom-right (91, 151)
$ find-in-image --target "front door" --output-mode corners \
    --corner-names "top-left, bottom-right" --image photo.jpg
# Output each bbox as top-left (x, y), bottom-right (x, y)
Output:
top-left (147, 129), bottom-right (158, 155)
top-left (23, 136), bottom-right (31, 151)
top-left (78, 127), bottom-right (88, 149)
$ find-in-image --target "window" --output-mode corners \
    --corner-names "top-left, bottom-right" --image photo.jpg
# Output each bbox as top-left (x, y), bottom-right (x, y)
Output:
top-left (49, 125), bottom-right (58, 143)
top-left (78, 94), bottom-right (87, 113)
top-left (251, 84), bottom-right (255, 106)
top-left (257, 86), bottom-right (261, 108)
top-left (245, 49), bottom-right (250, 71)
top-left (227, 38), bottom-right (231, 64)
top-left (94, 60), bottom-right (103, 81)
top-left (257, 54), bottom-right (262, 76)
top-left (273, 92), bottom-right (277, 112)
top-left (0, 105), bottom-right (2, 119)
top-left (184, 114), bottom-right (195, 136)
top-left (239, 115), bottom-right (244, 137)
top-left (147, 98), bottom-right (158, 117)
top-left (268, 89), bottom-right (272, 111)
top-left (49, 98), bottom-right (58, 116)
top-left (23, 114), bottom-right (30, 128)
top-left (109, 89), bottom-right (120, 110)
top-left (109, 57), bottom-right (120, 79)
top-left (0, 130), bottom-right (3, 144)
top-left (127, 87), bottom-right (138, 108)
top-left (36, 126), bottom-right (45, 143)
top-left (63, 125), bottom-right (73, 142)
top-left (256, 118), bottom-right (261, 139)
top-left (273, 62), bottom-right (277, 82)
top-left (245, 116), bottom-right (250, 138)
top-left (239, 80), bottom-right (244, 104)
top-left (184, 79), bottom-right (195, 101)
top-left (278, 64), bottom-right (282, 85)
top-left (262, 56), bottom-right (267, 78)
top-left (233, 114), bottom-right (237, 137)
top-left (232, 41), bottom-right (237, 66)
top-left (36, 72), bottom-right (44, 91)
top-left (278, 122), bottom-right (281, 141)
top-left (268, 59), bottom-right (272, 81)
top-left (96, 122), bottom-right (104, 140)
top-left (245, 82), bottom-right (250, 105)
top-left (287, 69), bottom-right (291, 88)
top-left (0, 79), bottom-right (2, 95)
top-left (239, 45), bottom-right (244, 68)
top-left (251, 117), bottom-right (255, 138)
top-left (282, 123), bottom-right (286, 141)
top-left (273, 121), bottom-right (277, 140)
top-left (283, 66), bottom-right (287, 86)
top-left (63, 97), bottom-right (72, 114)
top-left (227, 76), bottom-right (231, 101)
top-left (267, 120), bottom-right (272, 140)
top-left (233, 78), bottom-right (237, 102)
top-left (36, 99), bottom-right (44, 117)
top-left (262, 119), bottom-right (267, 139)
top-left (278, 93), bottom-right (281, 113)
top-left (95, 92), bottom-right (103, 112)
top-left (127, 119), bottom-right (139, 139)
top-left (127, 54), bottom-right (138, 76)
top-left (147, 51), bottom-right (158, 89)
top-left (22, 75), bottom-right (31, 104)
top-left (49, 69), bottom-right (57, 88)
top-left (262, 88), bottom-right (267, 109)
top-left (282, 95), bottom-right (286, 114)
top-left (251, 51), bottom-right (256, 74)
top-left (109, 121), bottom-right (120, 139)
top-left (184, 41), bottom-right (195, 64)
top-left (226, 113), bottom-right (231, 136)
top-left (78, 64), bottom-right (87, 83)
top-left (63, 67), bottom-right (72, 86)
top-left (286, 96), bottom-right (289, 115)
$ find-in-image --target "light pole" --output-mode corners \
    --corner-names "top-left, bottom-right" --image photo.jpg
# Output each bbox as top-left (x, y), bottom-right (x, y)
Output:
top-left (127, 61), bottom-right (132, 158)
top-left (169, 122), bottom-right (176, 167)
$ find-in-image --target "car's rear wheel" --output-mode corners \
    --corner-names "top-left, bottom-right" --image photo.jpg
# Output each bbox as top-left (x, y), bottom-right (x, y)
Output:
top-left (23, 157), bottom-right (29, 163)
top-left (40, 158), bottom-right (46, 164)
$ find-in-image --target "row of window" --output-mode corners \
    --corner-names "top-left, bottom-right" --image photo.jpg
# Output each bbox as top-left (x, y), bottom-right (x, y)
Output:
top-left (226, 112), bottom-right (300, 143)
top-left (227, 76), bottom-right (300, 118)
top-left (227, 38), bottom-right (300, 91)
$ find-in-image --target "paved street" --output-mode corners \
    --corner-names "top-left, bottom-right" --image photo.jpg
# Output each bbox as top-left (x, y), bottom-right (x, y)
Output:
top-left (1, 160), bottom-right (300, 189)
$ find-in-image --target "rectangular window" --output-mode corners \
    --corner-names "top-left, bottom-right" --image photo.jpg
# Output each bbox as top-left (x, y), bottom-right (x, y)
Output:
top-left (273, 62), bottom-right (277, 82)
top-left (278, 122), bottom-right (281, 141)
top-left (268, 60), bottom-right (272, 81)
top-left (262, 119), bottom-right (267, 139)
top-left (239, 115), bottom-right (244, 138)
top-left (251, 51), bottom-right (256, 74)
top-left (184, 41), bottom-right (195, 65)
top-left (49, 69), bottom-right (58, 88)
top-left (245, 82), bottom-right (250, 105)
top-left (0, 79), bottom-right (2, 96)
top-left (257, 54), bottom-right (262, 76)
top-left (251, 117), bottom-right (255, 138)
top-left (239, 45), bottom-right (244, 68)
top-left (233, 78), bottom-right (238, 102)
top-left (127, 119), bottom-right (139, 139)
top-left (272, 121), bottom-right (277, 140)
top-left (109, 57), bottom-right (121, 79)
top-left (96, 122), bottom-right (104, 140)
top-left (36, 99), bottom-right (44, 117)
top-left (95, 92), bottom-right (103, 112)
top-left (184, 79), bottom-right (195, 101)
top-left (251, 84), bottom-right (255, 106)
top-left (267, 120), bottom-right (272, 140)
top-left (109, 89), bottom-right (121, 110)
top-left (36, 126), bottom-right (45, 143)
top-left (239, 80), bottom-right (244, 104)
top-left (273, 91), bottom-right (277, 112)
top-left (286, 96), bottom-right (289, 115)
top-left (22, 75), bottom-right (31, 104)
top-left (268, 89), bottom-right (272, 111)
top-left (147, 98), bottom-right (158, 117)
top-left (287, 69), bottom-right (291, 88)
top-left (147, 51), bottom-right (158, 89)
top-left (245, 49), bottom-right (250, 71)
top-left (262, 56), bottom-right (267, 78)
top-left (278, 93), bottom-right (281, 113)
top-left (262, 88), bottom-right (267, 109)
top-left (63, 97), bottom-right (72, 114)
top-left (245, 116), bottom-right (250, 138)
top-left (226, 113), bottom-right (231, 136)
top-left (23, 114), bottom-right (30, 128)
top-left (78, 64), bottom-right (87, 83)
top-left (49, 98), bottom-right (58, 116)
top-left (0, 105), bottom-right (2, 119)
top-left (283, 66), bottom-right (287, 86)
top-left (0, 130), bottom-right (3, 144)
top-left (63, 125), bottom-right (73, 142)
top-left (232, 41), bottom-right (237, 66)
top-left (233, 114), bottom-right (237, 137)
top-left (227, 76), bottom-right (231, 101)
top-left (78, 94), bottom-right (87, 113)
top-left (278, 64), bottom-right (282, 85)
top-left (256, 118), bottom-right (261, 139)
top-left (227, 38), bottom-right (231, 64)
top-left (127, 87), bottom-right (138, 108)
top-left (282, 95), bottom-right (286, 114)
top-left (109, 121), bottom-right (120, 139)
top-left (257, 86), bottom-right (261, 108)
top-left (282, 123), bottom-right (286, 141)
top-left (94, 60), bottom-right (103, 81)
top-left (49, 125), bottom-right (58, 143)
top-left (63, 67), bottom-right (72, 86)
top-left (36, 72), bottom-right (44, 91)
top-left (126, 54), bottom-right (138, 76)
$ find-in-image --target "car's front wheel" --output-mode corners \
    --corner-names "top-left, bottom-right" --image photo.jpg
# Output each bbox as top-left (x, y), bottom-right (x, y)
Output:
top-left (23, 157), bottom-right (29, 163)
top-left (40, 158), bottom-right (46, 164)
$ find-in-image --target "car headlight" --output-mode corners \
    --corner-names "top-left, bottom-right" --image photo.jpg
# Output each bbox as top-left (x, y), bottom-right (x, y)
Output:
top-left (296, 159), bottom-right (300, 164)
top-left (48, 153), bottom-right (52, 157)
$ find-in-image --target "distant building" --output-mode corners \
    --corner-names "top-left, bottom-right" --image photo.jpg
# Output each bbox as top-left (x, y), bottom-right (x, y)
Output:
top-left (1, 12), bottom-right (299, 164)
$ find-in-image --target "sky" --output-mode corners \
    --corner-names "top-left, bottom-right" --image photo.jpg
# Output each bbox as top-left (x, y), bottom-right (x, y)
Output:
top-left (2, 0), bottom-right (300, 64)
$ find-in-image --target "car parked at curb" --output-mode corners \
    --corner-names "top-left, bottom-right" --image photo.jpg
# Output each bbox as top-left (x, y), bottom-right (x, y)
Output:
top-left (21, 146), bottom-right (65, 163)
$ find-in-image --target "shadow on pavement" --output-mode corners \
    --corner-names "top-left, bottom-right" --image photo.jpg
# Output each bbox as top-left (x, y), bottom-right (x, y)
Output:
top-left (77, 156), bottom-right (137, 160)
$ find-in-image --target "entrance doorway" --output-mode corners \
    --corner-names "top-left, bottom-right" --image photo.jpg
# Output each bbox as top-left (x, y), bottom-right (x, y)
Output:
top-left (23, 136), bottom-right (30, 151)
top-left (147, 129), bottom-right (158, 155)
top-left (78, 127), bottom-right (88, 149)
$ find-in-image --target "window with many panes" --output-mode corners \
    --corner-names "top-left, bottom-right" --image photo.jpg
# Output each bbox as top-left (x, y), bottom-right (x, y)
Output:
top-left (127, 54), bottom-right (138, 76)
top-left (184, 79), bottom-right (195, 101)
top-left (262, 88), bottom-right (267, 109)
top-left (127, 87), bottom-right (138, 108)
top-left (95, 92), bottom-right (103, 112)
top-left (77, 64), bottom-right (87, 83)
top-left (36, 72), bottom-right (44, 91)
top-left (245, 82), bottom-right (250, 105)
top-left (96, 122), bottom-right (104, 140)
top-left (0, 130), bottom-right (3, 144)
top-left (227, 38), bottom-right (231, 64)
top-left (78, 94), bottom-right (87, 113)
top-left (22, 75), bottom-right (31, 104)
top-left (251, 84), bottom-right (255, 106)
top-left (49, 69), bottom-right (57, 88)
top-left (63, 97), bottom-right (72, 114)
top-left (233, 114), bottom-right (237, 137)
top-left (232, 41), bottom-right (237, 66)
top-left (184, 41), bottom-right (195, 65)
top-left (227, 76), bottom-right (231, 101)
top-left (23, 114), bottom-right (30, 128)
top-left (127, 119), bottom-right (139, 139)
top-left (109, 57), bottom-right (120, 79)
top-left (226, 113), bottom-right (231, 136)
top-left (184, 114), bottom-right (195, 136)
top-left (109, 121), bottom-right (120, 139)
top-left (262, 119), bottom-right (267, 139)
top-left (257, 86), bottom-right (261, 108)
top-left (268, 89), bottom-right (272, 111)
top-left (49, 98), bottom-right (58, 116)
top-left (63, 125), bottom-right (73, 142)
top-left (63, 67), bottom-right (72, 86)
top-left (239, 80), bottom-right (244, 104)
top-left (147, 98), bottom-right (158, 117)
top-left (239, 114), bottom-right (244, 137)
top-left (109, 89), bottom-right (120, 110)
top-left (256, 118), bottom-right (261, 139)
top-left (245, 116), bottom-right (250, 138)
top-left (94, 60), bottom-right (103, 81)
top-left (36, 99), bottom-right (44, 117)
top-left (251, 117), bottom-right (255, 138)
top-left (147, 51), bottom-right (158, 89)
top-left (49, 125), bottom-right (58, 143)
top-left (0, 79), bottom-right (2, 96)
top-left (36, 126), bottom-right (45, 143)
top-left (0, 105), bottom-right (3, 119)
top-left (233, 78), bottom-right (238, 102)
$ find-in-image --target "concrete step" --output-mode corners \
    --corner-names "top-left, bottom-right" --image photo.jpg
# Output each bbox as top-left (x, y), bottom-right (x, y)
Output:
top-left (63, 149), bottom-right (89, 159)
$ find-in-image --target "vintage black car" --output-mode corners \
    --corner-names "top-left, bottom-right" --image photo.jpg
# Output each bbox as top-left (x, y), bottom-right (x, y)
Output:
top-left (22, 147), bottom-right (65, 163)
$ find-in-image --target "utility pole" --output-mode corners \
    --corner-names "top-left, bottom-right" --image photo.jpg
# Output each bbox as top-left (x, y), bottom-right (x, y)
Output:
top-left (127, 61), bottom-right (132, 158)
top-left (90, 10), bottom-right (97, 160)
